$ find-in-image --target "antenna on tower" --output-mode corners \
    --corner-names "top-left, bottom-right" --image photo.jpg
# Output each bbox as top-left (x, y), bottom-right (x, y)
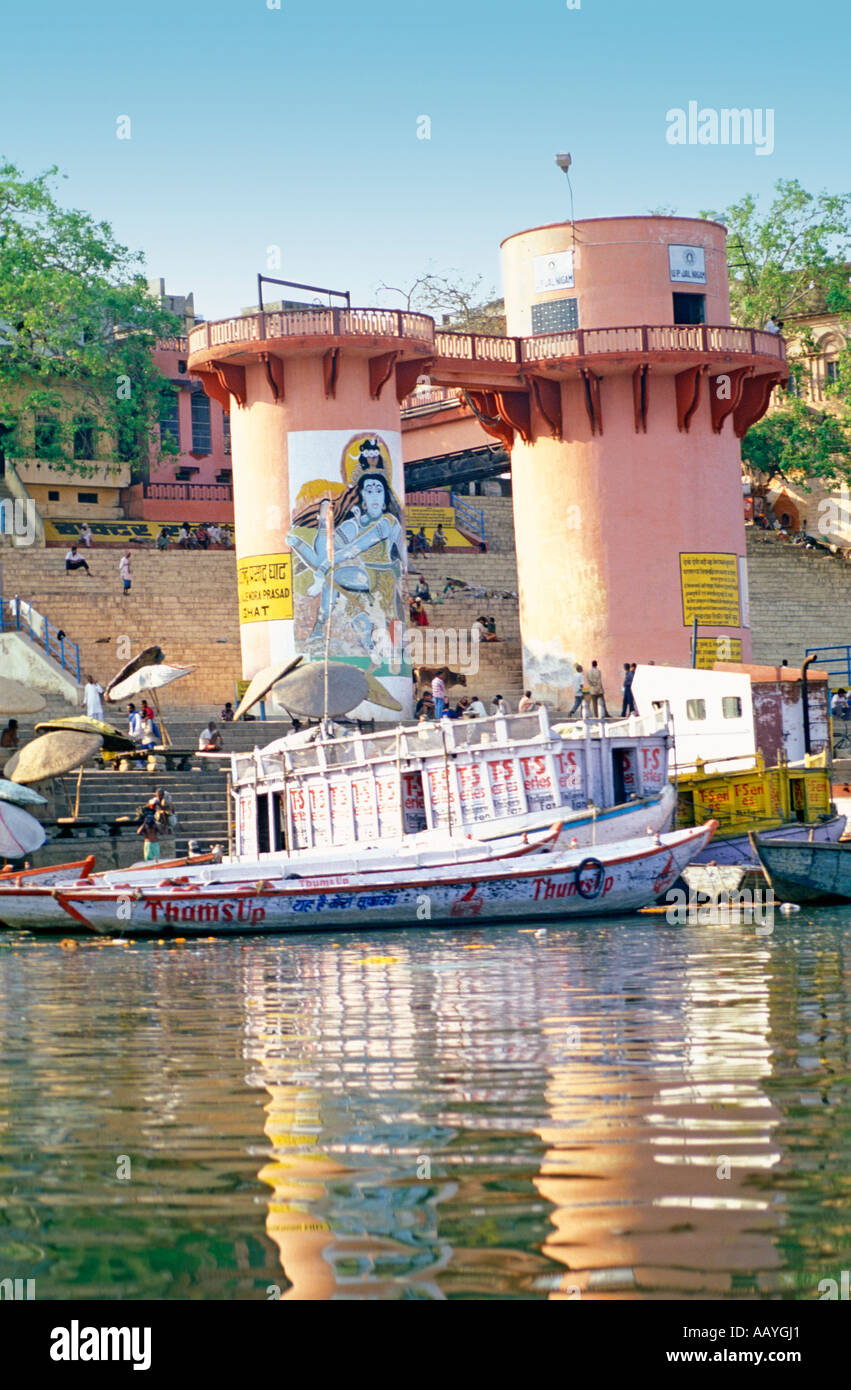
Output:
top-left (555, 153), bottom-right (576, 250)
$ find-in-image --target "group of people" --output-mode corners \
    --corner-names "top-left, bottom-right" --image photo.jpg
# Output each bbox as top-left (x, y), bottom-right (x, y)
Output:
top-left (65, 547), bottom-right (134, 594)
top-left (417, 683), bottom-right (504, 721)
top-left (409, 524), bottom-right (446, 555)
top-left (126, 700), bottom-right (162, 750)
top-left (567, 661), bottom-right (640, 719)
top-left (162, 521), bottom-right (229, 550)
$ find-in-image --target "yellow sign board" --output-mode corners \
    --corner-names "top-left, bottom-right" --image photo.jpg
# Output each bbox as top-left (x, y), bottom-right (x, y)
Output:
top-left (694, 637), bottom-right (743, 669)
top-left (680, 552), bottom-right (741, 626)
top-left (237, 553), bottom-right (294, 624)
top-left (44, 518), bottom-right (234, 546)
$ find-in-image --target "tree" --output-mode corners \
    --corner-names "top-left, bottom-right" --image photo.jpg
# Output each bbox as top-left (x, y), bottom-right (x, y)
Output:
top-left (702, 180), bottom-right (851, 486)
top-left (740, 395), bottom-right (849, 487)
top-left (701, 179), bottom-right (851, 329)
top-left (376, 271), bottom-right (506, 335)
top-left (0, 161), bottom-right (181, 479)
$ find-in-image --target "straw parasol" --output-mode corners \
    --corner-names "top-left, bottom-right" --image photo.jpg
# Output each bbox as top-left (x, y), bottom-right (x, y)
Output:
top-left (4, 730), bottom-right (102, 784)
top-left (232, 657), bottom-right (304, 722)
top-left (271, 662), bottom-right (369, 720)
top-left (0, 677), bottom-right (47, 716)
top-left (104, 645), bottom-right (165, 701)
top-left (35, 716), bottom-right (136, 754)
top-left (107, 664), bottom-right (194, 747)
top-left (0, 777), bottom-right (47, 808)
top-left (0, 800), bottom-right (46, 859)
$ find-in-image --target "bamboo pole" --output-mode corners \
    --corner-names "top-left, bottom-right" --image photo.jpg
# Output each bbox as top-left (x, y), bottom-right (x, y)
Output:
top-left (73, 762), bottom-right (84, 820)
top-left (151, 688), bottom-right (171, 748)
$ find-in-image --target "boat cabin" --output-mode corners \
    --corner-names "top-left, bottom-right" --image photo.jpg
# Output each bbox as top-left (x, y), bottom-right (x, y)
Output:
top-left (230, 707), bottom-right (671, 859)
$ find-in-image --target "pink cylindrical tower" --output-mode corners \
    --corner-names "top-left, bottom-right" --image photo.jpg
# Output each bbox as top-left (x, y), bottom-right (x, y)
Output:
top-left (497, 216), bottom-right (786, 707)
top-left (188, 308), bottom-right (435, 719)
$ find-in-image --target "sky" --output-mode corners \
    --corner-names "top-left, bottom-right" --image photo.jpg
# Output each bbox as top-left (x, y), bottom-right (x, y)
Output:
top-left (2, 0), bottom-right (848, 321)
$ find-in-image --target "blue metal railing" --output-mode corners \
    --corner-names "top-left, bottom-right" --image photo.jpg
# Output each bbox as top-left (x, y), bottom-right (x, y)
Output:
top-left (805, 646), bottom-right (851, 686)
top-left (0, 596), bottom-right (81, 683)
top-left (450, 493), bottom-right (486, 547)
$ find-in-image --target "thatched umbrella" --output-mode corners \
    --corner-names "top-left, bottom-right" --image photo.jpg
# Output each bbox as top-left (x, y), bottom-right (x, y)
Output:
top-left (107, 665), bottom-right (194, 747)
top-left (0, 676), bottom-right (47, 716)
top-left (232, 657), bottom-right (304, 721)
top-left (4, 729), bottom-right (103, 818)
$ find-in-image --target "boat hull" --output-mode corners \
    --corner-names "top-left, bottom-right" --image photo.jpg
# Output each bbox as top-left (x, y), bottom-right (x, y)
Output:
top-left (689, 815), bottom-right (846, 866)
top-left (35, 823), bottom-right (716, 936)
top-left (751, 836), bottom-right (851, 905)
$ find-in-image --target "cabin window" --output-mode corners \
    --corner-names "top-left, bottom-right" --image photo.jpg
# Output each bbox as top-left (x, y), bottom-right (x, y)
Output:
top-left (686, 699), bottom-right (706, 721)
top-left (722, 696), bottom-right (742, 719)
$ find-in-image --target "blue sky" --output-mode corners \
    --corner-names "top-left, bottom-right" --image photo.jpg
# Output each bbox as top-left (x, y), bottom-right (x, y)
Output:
top-left (2, 0), bottom-right (847, 320)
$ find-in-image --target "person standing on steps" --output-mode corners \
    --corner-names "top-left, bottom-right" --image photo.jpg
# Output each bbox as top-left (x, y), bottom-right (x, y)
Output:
top-left (568, 664), bottom-right (586, 716)
top-left (586, 660), bottom-right (608, 718)
top-left (83, 674), bottom-right (104, 720)
top-left (621, 662), bottom-right (638, 717)
top-left (119, 551), bottom-right (132, 595)
top-left (431, 672), bottom-right (446, 720)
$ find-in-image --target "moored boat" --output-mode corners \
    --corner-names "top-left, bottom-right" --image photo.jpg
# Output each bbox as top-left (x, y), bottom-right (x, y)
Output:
top-left (33, 821), bottom-right (718, 936)
top-left (750, 832), bottom-right (851, 905)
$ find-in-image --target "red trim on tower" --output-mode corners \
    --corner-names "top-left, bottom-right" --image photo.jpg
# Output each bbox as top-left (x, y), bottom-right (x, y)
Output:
top-left (527, 375), bottom-right (563, 440)
top-left (368, 351), bottom-right (398, 400)
top-left (260, 352), bottom-right (286, 402)
top-left (733, 372), bottom-right (783, 438)
top-left (675, 364), bottom-right (708, 433)
top-left (709, 365), bottom-right (752, 434)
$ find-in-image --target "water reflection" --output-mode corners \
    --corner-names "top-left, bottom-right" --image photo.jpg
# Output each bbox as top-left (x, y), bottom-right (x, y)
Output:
top-left (0, 914), bottom-right (850, 1298)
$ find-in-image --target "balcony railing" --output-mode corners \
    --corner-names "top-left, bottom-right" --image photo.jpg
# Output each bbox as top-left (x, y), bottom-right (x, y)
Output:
top-left (189, 311), bottom-right (787, 371)
top-left (189, 307), bottom-right (434, 356)
top-left (143, 482), bottom-right (233, 503)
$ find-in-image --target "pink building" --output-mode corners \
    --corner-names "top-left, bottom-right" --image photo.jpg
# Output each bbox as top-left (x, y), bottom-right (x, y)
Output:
top-left (122, 287), bottom-right (235, 525)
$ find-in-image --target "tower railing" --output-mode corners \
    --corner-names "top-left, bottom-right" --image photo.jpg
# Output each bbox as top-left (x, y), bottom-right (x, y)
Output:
top-left (189, 312), bottom-right (787, 369)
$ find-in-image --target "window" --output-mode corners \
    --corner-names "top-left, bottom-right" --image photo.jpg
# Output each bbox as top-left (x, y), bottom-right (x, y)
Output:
top-left (190, 388), bottom-right (211, 453)
top-left (686, 699), bottom-right (706, 721)
top-left (48, 490), bottom-right (59, 501)
top-left (722, 696), bottom-right (742, 719)
top-left (34, 414), bottom-right (60, 458)
top-left (73, 418), bottom-right (95, 460)
top-left (159, 389), bottom-right (180, 450)
top-left (826, 360), bottom-right (841, 384)
top-left (222, 409), bottom-right (231, 456)
top-left (672, 292), bottom-right (705, 325)
top-left (77, 491), bottom-right (98, 504)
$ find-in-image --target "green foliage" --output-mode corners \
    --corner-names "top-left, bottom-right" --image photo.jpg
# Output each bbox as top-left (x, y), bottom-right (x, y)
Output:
top-left (0, 160), bottom-right (181, 477)
top-left (741, 398), bottom-right (850, 488)
top-left (704, 180), bottom-right (851, 483)
top-left (701, 179), bottom-right (851, 330)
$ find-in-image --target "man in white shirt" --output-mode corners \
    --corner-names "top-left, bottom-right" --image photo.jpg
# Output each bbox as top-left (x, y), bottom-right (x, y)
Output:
top-left (79, 523), bottom-right (93, 548)
top-left (83, 675), bottom-right (104, 720)
top-left (465, 696), bottom-right (487, 718)
top-left (198, 720), bottom-right (223, 751)
top-left (65, 545), bottom-right (92, 575)
top-left (127, 704), bottom-right (142, 742)
top-left (119, 552), bottom-right (132, 595)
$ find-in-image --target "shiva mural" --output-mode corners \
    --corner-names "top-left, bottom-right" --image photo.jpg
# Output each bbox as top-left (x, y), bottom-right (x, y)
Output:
top-left (286, 432), bottom-right (408, 688)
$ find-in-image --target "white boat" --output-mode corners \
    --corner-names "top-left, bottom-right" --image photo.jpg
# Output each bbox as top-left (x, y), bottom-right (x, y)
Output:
top-left (34, 821), bottom-right (718, 936)
top-left (0, 708), bottom-right (676, 932)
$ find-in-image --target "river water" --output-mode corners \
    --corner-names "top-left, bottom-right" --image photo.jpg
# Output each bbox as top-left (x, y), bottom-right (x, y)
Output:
top-left (1, 911), bottom-right (850, 1301)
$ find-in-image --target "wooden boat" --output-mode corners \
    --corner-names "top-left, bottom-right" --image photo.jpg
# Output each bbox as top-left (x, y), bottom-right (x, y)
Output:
top-left (687, 814), bottom-right (845, 867)
top-left (27, 821), bottom-right (717, 936)
top-left (750, 832), bottom-right (851, 905)
top-left (0, 850), bottom-right (221, 929)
